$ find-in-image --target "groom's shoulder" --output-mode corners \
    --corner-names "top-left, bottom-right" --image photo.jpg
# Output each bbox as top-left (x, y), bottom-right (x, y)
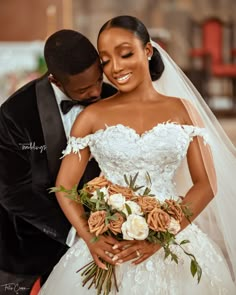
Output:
top-left (1, 75), bottom-right (47, 114)
top-left (0, 76), bottom-right (48, 123)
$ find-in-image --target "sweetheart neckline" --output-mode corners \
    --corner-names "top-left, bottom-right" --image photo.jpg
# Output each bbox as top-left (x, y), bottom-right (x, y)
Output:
top-left (67, 122), bottom-right (203, 142)
top-left (90, 122), bottom-right (196, 138)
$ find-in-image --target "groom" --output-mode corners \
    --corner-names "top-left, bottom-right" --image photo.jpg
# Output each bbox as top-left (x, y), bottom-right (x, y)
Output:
top-left (0, 30), bottom-right (116, 294)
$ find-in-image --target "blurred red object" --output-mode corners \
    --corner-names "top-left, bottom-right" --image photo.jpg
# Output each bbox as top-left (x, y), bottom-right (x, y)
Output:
top-left (29, 277), bottom-right (41, 295)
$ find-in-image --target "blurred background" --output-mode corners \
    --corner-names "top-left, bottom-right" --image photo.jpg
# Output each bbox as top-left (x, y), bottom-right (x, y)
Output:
top-left (0, 0), bottom-right (235, 144)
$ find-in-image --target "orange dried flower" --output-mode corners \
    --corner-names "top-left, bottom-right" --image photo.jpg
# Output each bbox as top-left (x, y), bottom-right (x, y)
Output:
top-left (108, 213), bottom-right (125, 235)
top-left (108, 184), bottom-right (134, 200)
top-left (88, 210), bottom-right (108, 236)
top-left (147, 208), bottom-right (170, 232)
top-left (137, 196), bottom-right (160, 213)
top-left (165, 199), bottom-right (184, 222)
top-left (84, 176), bottom-right (111, 193)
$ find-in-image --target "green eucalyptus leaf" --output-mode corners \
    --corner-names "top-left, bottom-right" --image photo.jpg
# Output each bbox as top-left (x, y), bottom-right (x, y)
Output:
top-left (125, 203), bottom-right (132, 215)
top-left (180, 240), bottom-right (190, 245)
top-left (190, 260), bottom-right (197, 277)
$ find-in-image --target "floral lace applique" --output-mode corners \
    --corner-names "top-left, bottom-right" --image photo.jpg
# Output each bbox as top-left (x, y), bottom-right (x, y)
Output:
top-left (61, 135), bottom-right (91, 160)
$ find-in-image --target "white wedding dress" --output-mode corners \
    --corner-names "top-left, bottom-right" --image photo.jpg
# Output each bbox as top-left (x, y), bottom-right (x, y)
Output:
top-left (39, 123), bottom-right (236, 295)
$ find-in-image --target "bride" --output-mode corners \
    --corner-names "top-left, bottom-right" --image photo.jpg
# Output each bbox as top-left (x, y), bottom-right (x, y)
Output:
top-left (39, 15), bottom-right (236, 294)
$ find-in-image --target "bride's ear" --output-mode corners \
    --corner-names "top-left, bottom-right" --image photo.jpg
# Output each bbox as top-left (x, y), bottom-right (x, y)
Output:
top-left (145, 42), bottom-right (153, 60)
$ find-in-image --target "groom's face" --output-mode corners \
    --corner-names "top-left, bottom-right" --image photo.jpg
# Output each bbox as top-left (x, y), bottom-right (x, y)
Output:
top-left (58, 59), bottom-right (103, 103)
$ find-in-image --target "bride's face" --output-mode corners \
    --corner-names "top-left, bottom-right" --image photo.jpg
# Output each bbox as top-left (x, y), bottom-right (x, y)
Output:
top-left (97, 27), bottom-right (152, 92)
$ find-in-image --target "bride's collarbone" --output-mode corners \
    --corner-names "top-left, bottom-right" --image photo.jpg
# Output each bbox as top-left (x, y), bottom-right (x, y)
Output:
top-left (95, 100), bottom-right (184, 134)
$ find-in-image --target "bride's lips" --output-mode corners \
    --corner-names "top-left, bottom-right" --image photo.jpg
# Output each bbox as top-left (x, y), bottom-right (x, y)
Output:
top-left (114, 73), bottom-right (132, 84)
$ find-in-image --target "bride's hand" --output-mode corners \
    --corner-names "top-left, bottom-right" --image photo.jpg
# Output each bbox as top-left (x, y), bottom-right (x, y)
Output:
top-left (85, 235), bottom-right (123, 269)
top-left (111, 240), bottom-right (161, 265)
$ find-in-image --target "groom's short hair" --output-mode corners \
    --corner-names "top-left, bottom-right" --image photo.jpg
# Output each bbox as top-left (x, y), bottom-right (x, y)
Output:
top-left (44, 29), bottom-right (99, 83)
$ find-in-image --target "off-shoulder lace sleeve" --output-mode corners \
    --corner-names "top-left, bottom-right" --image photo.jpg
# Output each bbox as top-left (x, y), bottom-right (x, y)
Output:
top-left (182, 125), bottom-right (209, 145)
top-left (61, 136), bottom-right (90, 159)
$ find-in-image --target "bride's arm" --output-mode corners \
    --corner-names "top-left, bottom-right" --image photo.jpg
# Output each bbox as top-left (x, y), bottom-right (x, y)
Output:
top-left (55, 109), bottom-right (120, 269)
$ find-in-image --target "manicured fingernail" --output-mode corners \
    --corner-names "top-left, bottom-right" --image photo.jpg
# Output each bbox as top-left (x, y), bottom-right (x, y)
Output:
top-left (117, 259), bottom-right (123, 263)
top-left (112, 255), bottom-right (118, 261)
top-left (112, 244), bottom-right (118, 250)
top-left (115, 262), bottom-right (122, 266)
top-left (103, 266), bottom-right (108, 270)
top-left (105, 251), bottom-right (113, 258)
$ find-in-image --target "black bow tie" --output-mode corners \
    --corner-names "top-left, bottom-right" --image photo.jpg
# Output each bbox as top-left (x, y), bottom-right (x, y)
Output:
top-left (60, 100), bottom-right (83, 114)
top-left (60, 97), bottom-right (101, 114)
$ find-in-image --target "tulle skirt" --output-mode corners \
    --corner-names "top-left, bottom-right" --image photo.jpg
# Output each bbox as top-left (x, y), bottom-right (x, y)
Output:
top-left (39, 224), bottom-right (236, 295)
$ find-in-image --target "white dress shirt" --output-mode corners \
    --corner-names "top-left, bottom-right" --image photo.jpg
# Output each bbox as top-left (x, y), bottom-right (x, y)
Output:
top-left (51, 83), bottom-right (84, 139)
top-left (51, 83), bottom-right (83, 246)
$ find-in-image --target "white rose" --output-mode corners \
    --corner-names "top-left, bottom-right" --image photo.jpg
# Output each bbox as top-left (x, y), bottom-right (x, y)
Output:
top-left (168, 217), bottom-right (181, 235)
top-left (91, 187), bottom-right (109, 202)
top-left (121, 214), bottom-right (149, 240)
top-left (122, 200), bottom-right (143, 217)
top-left (108, 193), bottom-right (126, 211)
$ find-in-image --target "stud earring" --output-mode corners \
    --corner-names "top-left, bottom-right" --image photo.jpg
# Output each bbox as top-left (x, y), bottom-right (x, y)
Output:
top-left (148, 56), bottom-right (152, 61)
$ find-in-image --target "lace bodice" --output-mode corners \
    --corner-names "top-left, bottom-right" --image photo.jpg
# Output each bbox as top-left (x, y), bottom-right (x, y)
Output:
top-left (63, 123), bottom-right (208, 201)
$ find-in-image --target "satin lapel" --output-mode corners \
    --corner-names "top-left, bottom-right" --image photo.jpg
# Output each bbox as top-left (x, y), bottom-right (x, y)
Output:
top-left (36, 77), bottom-right (67, 181)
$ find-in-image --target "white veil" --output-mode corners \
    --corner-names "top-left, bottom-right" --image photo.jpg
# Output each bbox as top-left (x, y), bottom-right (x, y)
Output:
top-left (151, 40), bottom-right (236, 282)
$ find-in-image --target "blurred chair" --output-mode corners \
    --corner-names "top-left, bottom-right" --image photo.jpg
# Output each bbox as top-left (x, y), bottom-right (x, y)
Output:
top-left (189, 17), bottom-right (236, 114)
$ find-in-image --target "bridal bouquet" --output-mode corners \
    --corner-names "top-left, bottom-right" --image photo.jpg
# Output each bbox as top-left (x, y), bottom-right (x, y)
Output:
top-left (50, 174), bottom-right (202, 295)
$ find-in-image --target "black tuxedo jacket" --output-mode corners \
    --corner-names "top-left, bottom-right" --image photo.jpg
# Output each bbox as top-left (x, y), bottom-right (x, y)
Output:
top-left (0, 75), bottom-right (116, 276)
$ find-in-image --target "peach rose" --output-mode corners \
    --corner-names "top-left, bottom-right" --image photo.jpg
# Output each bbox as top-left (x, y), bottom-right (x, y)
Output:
top-left (164, 199), bottom-right (184, 222)
top-left (147, 208), bottom-right (171, 232)
top-left (108, 213), bottom-right (125, 235)
top-left (84, 176), bottom-right (111, 193)
top-left (137, 196), bottom-right (160, 213)
top-left (88, 210), bottom-right (108, 236)
top-left (108, 184), bottom-right (134, 200)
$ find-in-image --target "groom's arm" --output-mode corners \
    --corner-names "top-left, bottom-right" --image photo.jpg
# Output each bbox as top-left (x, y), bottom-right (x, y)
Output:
top-left (0, 107), bottom-right (70, 245)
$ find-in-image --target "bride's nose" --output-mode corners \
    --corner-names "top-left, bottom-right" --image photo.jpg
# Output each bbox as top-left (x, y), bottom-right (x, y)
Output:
top-left (112, 58), bottom-right (123, 73)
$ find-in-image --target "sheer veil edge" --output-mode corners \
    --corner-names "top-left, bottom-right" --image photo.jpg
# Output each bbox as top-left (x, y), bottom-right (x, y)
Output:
top-left (151, 40), bottom-right (236, 282)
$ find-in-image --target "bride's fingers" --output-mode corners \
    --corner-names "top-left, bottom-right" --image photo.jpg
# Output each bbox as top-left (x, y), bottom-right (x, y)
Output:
top-left (103, 235), bottom-right (121, 245)
top-left (104, 236), bottom-right (132, 251)
top-left (132, 254), bottom-right (149, 265)
top-left (92, 254), bottom-right (107, 270)
top-left (89, 244), bottom-right (119, 265)
top-left (132, 244), bottom-right (161, 264)
top-left (114, 243), bottom-right (139, 260)
top-left (112, 242), bottom-right (160, 264)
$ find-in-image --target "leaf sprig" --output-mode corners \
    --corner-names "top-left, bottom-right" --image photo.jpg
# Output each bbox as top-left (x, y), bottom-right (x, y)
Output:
top-left (49, 173), bottom-right (203, 294)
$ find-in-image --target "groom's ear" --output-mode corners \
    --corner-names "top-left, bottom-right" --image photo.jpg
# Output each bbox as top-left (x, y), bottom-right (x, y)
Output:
top-left (145, 42), bottom-right (153, 59)
top-left (48, 74), bottom-right (63, 89)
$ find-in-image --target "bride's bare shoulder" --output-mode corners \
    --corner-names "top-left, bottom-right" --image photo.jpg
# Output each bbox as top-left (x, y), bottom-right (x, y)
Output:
top-left (71, 95), bottom-right (116, 137)
top-left (163, 95), bottom-right (198, 124)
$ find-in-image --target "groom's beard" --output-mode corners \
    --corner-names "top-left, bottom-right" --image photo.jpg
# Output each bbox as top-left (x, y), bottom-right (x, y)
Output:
top-left (63, 87), bottom-right (101, 106)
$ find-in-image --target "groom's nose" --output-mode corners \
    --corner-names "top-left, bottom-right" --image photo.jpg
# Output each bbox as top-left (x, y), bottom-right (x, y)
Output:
top-left (87, 83), bottom-right (102, 98)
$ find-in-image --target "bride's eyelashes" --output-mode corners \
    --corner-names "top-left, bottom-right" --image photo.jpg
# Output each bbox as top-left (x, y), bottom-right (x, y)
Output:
top-left (100, 60), bottom-right (109, 67)
top-left (121, 52), bottom-right (134, 58)
top-left (100, 52), bottom-right (134, 67)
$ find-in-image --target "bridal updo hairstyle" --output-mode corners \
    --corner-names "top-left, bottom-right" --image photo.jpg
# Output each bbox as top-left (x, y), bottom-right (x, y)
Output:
top-left (98, 15), bottom-right (165, 81)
